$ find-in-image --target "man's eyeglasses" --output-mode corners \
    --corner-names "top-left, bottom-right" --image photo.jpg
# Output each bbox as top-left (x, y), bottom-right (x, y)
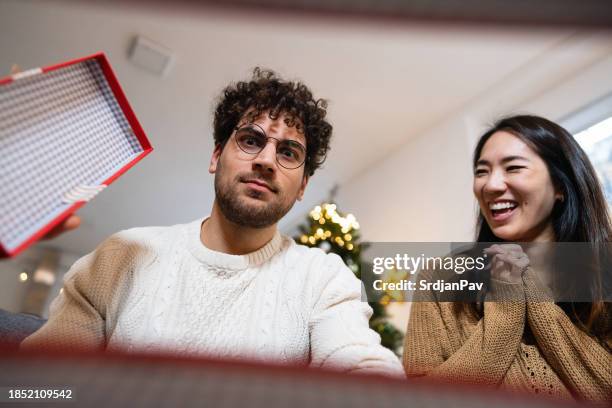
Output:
top-left (233, 124), bottom-right (307, 170)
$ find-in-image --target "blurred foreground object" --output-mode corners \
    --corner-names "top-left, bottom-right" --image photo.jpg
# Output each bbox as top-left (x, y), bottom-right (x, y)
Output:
top-left (95, 0), bottom-right (612, 27)
top-left (0, 348), bottom-right (586, 408)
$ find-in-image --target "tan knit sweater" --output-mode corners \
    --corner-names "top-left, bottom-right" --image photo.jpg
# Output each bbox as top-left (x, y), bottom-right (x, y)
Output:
top-left (403, 267), bottom-right (611, 404)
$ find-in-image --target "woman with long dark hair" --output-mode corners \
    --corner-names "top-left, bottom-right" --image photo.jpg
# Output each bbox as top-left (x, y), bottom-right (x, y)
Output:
top-left (403, 115), bottom-right (611, 403)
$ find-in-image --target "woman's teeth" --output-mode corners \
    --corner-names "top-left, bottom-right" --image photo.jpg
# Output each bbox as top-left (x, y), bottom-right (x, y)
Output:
top-left (489, 202), bottom-right (517, 211)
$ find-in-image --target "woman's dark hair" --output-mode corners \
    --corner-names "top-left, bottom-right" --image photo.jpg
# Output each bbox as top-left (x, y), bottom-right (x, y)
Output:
top-left (473, 115), bottom-right (611, 243)
top-left (213, 67), bottom-right (332, 177)
top-left (468, 114), bottom-right (611, 346)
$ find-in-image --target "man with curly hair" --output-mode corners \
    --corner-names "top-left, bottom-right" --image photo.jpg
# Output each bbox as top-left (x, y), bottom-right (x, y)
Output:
top-left (22, 69), bottom-right (404, 377)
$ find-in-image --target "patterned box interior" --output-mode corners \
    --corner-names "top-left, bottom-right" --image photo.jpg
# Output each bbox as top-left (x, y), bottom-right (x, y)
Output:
top-left (0, 59), bottom-right (144, 252)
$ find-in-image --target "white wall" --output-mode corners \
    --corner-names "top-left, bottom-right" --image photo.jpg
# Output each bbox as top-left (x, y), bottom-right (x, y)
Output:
top-left (337, 118), bottom-right (476, 242)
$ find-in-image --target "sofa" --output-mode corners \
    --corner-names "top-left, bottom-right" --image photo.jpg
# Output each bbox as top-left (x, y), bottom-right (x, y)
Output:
top-left (0, 308), bottom-right (46, 350)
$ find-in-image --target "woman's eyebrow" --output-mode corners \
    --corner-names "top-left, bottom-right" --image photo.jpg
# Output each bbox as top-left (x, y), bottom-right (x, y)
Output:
top-left (476, 155), bottom-right (530, 166)
top-left (501, 155), bottom-right (530, 163)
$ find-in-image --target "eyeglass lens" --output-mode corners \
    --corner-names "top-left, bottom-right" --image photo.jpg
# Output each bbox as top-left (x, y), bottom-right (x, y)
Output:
top-left (235, 126), bottom-right (306, 169)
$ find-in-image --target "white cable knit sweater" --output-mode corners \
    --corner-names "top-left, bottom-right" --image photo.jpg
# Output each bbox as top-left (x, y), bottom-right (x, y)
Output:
top-left (22, 218), bottom-right (404, 376)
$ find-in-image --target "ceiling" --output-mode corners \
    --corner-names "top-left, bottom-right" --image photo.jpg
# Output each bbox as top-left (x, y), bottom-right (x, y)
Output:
top-left (0, 0), bottom-right (591, 256)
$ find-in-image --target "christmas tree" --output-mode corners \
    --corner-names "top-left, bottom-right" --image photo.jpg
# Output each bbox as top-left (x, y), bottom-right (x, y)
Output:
top-left (295, 203), bottom-right (404, 355)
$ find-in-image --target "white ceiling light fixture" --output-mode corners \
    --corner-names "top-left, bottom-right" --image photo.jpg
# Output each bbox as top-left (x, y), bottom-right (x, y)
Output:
top-left (129, 35), bottom-right (174, 77)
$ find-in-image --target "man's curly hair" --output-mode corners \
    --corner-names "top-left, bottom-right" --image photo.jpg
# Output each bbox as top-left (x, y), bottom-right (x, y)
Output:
top-left (213, 68), bottom-right (332, 177)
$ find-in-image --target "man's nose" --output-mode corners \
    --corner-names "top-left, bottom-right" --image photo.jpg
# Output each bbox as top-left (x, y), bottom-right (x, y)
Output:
top-left (252, 140), bottom-right (277, 174)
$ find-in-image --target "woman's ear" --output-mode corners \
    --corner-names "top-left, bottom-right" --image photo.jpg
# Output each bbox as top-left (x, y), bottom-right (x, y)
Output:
top-left (553, 182), bottom-right (565, 203)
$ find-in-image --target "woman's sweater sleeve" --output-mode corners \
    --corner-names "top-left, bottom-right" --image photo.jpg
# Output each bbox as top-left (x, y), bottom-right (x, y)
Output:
top-left (523, 269), bottom-right (612, 402)
top-left (403, 268), bottom-right (526, 386)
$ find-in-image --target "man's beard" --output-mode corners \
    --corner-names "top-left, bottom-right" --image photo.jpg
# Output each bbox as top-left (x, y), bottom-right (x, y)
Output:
top-left (214, 165), bottom-right (295, 229)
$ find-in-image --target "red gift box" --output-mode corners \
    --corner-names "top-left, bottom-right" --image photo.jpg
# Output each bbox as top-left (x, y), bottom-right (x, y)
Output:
top-left (0, 52), bottom-right (153, 257)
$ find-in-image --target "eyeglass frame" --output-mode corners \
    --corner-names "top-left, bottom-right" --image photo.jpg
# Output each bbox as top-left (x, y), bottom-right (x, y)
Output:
top-left (232, 123), bottom-right (308, 170)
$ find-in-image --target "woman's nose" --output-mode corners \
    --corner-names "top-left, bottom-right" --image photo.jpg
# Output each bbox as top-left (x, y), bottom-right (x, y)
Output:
top-left (483, 170), bottom-right (507, 195)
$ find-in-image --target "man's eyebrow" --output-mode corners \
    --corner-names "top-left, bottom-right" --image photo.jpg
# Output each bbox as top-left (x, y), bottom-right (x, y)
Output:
top-left (237, 123), bottom-right (265, 133)
top-left (476, 155), bottom-right (529, 166)
top-left (284, 138), bottom-right (306, 147)
top-left (277, 129), bottom-right (306, 146)
top-left (239, 123), bottom-right (306, 146)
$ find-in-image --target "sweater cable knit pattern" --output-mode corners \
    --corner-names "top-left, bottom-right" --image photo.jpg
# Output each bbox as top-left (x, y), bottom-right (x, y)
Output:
top-left (21, 218), bottom-right (404, 377)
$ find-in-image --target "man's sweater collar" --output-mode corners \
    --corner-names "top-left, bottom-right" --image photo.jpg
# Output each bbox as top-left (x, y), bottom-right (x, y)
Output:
top-left (185, 217), bottom-right (284, 272)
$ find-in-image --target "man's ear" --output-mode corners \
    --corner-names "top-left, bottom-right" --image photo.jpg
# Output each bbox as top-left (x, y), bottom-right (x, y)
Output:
top-left (209, 143), bottom-right (222, 174)
top-left (297, 175), bottom-right (309, 201)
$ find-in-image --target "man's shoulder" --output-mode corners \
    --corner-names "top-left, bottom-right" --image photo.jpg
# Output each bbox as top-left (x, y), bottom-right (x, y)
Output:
top-left (282, 240), bottom-right (349, 274)
top-left (279, 241), bottom-right (362, 299)
top-left (97, 220), bottom-right (194, 254)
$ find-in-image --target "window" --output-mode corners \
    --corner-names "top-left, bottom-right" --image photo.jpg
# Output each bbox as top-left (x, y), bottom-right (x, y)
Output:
top-left (562, 93), bottom-right (612, 209)
top-left (574, 116), bottom-right (612, 208)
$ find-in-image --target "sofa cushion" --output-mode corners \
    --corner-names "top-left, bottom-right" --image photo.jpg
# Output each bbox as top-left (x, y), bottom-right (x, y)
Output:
top-left (0, 308), bottom-right (46, 350)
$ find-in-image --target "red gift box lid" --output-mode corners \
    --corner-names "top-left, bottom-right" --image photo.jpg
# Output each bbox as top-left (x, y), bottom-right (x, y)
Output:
top-left (0, 52), bottom-right (153, 258)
